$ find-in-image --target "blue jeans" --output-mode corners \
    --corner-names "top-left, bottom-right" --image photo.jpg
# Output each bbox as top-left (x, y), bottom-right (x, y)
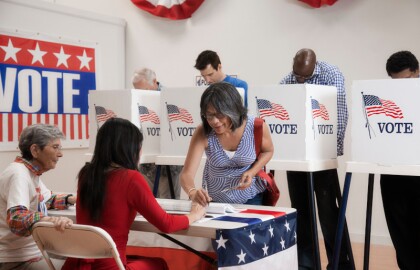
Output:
top-left (244, 192), bottom-right (263, 205)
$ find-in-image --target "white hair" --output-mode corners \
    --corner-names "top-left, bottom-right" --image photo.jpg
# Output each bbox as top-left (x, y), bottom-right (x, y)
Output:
top-left (132, 68), bottom-right (156, 86)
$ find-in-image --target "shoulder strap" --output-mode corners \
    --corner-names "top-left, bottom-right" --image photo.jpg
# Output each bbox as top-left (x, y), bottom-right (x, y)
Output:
top-left (254, 117), bottom-right (264, 158)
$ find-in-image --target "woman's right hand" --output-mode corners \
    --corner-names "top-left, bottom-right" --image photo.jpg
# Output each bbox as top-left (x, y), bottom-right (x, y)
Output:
top-left (187, 203), bottom-right (206, 224)
top-left (189, 188), bottom-right (212, 207)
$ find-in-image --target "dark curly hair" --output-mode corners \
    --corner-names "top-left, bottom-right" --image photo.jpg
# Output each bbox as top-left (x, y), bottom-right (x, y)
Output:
top-left (386, 51), bottom-right (419, 76)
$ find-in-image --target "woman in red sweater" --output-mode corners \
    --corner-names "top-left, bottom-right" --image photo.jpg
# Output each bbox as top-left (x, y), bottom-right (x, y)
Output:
top-left (62, 118), bottom-right (205, 270)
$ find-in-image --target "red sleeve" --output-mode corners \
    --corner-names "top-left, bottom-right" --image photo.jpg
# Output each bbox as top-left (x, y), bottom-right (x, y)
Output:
top-left (126, 171), bottom-right (189, 233)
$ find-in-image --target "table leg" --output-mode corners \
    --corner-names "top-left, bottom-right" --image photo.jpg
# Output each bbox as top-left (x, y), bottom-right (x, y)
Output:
top-left (158, 233), bottom-right (217, 266)
top-left (363, 173), bottom-right (375, 270)
top-left (165, 165), bottom-right (176, 199)
top-left (153, 165), bottom-right (161, 197)
top-left (308, 172), bottom-right (321, 270)
top-left (332, 172), bottom-right (352, 270)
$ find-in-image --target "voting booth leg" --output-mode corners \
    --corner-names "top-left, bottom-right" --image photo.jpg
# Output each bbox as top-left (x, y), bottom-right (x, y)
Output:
top-left (307, 172), bottom-right (322, 270)
top-left (334, 175), bottom-right (355, 270)
top-left (363, 173), bottom-right (375, 270)
top-left (332, 172), bottom-right (352, 270)
top-left (153, 165), bottom-right (162, 197)
top-left (165, 165), bottom-right (176, 199)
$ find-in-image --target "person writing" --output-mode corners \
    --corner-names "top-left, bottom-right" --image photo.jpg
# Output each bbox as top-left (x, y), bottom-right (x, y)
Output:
top-left (180, 82), bottom-right (274, 206)
top-left (194, 50), bottom-right (249, 107)
top-left (62, 118), bottom-right (205, 270)
top-left (280, 48), bottom-right (352, 270)
top-left (132, 68), bottom-right (183, 199)
top-left (380, 50), bottom-right (420, 270)
top-left (0, 124), bottom-right (75, 270)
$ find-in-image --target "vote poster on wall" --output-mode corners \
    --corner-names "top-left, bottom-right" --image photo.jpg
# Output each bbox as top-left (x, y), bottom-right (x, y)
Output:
top-left (0, 30), bottom-right (97, 151)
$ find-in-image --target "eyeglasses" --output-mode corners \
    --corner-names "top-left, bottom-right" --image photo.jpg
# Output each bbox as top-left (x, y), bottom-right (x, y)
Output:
top-left (293, 71), bottom-right (314, 81)
top-left (202, 112), bottom-right (225, 121)
top-left (48, 144), bottom-right (63, 152)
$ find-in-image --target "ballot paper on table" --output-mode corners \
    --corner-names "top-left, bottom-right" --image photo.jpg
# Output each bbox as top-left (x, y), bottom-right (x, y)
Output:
top-left (157, 198), bottom-right (239, 214)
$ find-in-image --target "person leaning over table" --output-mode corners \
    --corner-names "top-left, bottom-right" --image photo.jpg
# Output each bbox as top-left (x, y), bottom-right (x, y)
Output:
top-left (62, 118), bottom-right (205, 270)
top-left (0, 124), bottom-right (75, 270)
top-left (280, 48), bottom-right (352, 270)
top-left (380, 50), bottom-right (420, 270)
top-left (180, 82), bottom-right (274, 207)
top-left (132, 68), bottom-right (183, 199)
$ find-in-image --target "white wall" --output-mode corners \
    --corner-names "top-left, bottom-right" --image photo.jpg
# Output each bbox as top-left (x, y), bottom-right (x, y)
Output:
top-left (3, 0), bottom-right (420, 245)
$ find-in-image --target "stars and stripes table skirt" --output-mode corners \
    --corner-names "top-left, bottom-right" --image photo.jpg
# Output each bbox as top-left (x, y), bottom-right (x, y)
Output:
top-left (212, 210), bottom-right (297, 269)
top-left (127, 209), bottom-right (298, 270)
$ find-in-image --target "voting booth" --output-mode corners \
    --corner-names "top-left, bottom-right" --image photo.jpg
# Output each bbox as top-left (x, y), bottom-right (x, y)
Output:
top-left (88, 89), bottom-right (161, 163)
top-left (158, 87), bottom-right (245, 165)
top-left (351, 79), bottom-right (420, 165)
top-left (248, 84), bottom-right (338, 162)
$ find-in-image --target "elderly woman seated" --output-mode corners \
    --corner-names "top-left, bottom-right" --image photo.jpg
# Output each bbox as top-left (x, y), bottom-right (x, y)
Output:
top-left (0, 124), bottom-right (75, 270)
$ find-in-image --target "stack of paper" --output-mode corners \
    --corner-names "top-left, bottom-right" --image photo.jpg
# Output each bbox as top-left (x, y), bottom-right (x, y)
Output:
top-left (157, 198), bottom-right (239, 214)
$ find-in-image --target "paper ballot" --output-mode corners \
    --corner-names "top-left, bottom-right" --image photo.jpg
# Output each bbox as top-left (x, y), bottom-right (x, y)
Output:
top-left (157, 198), bottom-right (239, 214)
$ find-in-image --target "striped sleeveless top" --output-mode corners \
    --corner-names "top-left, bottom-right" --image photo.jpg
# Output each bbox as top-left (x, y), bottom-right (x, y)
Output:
top-left (203, 116), bottom-right (267, 204)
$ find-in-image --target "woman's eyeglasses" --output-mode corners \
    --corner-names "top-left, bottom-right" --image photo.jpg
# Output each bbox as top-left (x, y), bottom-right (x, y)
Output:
top-left (202, 112), bottom-right (225, 121)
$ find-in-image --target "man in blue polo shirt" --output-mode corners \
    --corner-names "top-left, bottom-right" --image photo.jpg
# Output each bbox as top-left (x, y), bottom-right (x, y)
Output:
top-left (194, 50), bottom-right (248, 107)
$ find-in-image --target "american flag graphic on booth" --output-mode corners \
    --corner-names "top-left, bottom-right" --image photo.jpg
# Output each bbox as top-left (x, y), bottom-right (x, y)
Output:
top-left (94, 105), bottom-right (117, 124)
top-left (213, 210), bottom-right (297, 269)
top-left (0, 33), bottom-right (96, 150)
top-left (363, 94), bottom-right (403, 119)
top-left (256, 98), bottom-right (290, 120)
top-left (138, 105), bottom-right (160, 124)
top-left (311, 99), bottom-right (329, 120)
top-left (166, 104), bottom-right (193, 124)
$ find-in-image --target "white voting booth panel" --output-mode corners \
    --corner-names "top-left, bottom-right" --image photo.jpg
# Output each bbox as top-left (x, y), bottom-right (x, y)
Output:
top-left (351, 79), bottom-right (420, 165)
top-left (248, 84), bottom-right (337, 162)
top-left (158, 87), bottom-right (244, 165)
top-left (88, 89), bottom-right (161, 163)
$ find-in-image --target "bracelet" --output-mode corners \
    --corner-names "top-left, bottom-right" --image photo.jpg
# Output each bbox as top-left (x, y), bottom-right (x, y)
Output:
top-left (65, 194), bottom-right (74, 205)
top-left (187, 188), bottom-right (196, 200)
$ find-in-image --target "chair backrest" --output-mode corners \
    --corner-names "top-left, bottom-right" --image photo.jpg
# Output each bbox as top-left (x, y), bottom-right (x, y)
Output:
top-left (32, 221), bottom-right (125, 270)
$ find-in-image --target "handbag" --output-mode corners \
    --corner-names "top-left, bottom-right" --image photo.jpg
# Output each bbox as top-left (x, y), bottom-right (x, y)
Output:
top-left (254, 117), bottom-right (280, 206)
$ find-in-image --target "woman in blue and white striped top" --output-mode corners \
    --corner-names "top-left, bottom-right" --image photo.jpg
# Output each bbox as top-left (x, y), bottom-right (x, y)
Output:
top-left (180, 82), bottom-right (274, 206)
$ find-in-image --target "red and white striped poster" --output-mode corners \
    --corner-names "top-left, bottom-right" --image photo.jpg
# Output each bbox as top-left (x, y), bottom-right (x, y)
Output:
top-left (0, 30), bottom-right (97, 151)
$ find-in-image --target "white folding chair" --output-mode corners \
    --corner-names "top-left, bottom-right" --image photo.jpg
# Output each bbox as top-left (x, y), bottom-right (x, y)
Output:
top-left (32, 221), bottom-right (125, 270)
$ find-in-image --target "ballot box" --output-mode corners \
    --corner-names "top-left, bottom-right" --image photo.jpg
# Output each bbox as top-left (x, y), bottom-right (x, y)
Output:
top-left (88, 89), bottom-right (160, 163)
top-left (351, 79), bottom-right (420, 165)
top-left (158, 87), bottom-right (244, 165)
top-left (248, 84), bottom-right (337, 161)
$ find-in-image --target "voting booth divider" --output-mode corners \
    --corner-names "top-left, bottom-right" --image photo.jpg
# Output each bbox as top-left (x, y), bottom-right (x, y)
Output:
top-left (247, 84), bottom-right (338, 164)
top-left (332, 78), bottom-right (420, 270)
top-left (88, 89), bottom-right (160, 163)
top-left (351, 78), bottom-right (420, 165)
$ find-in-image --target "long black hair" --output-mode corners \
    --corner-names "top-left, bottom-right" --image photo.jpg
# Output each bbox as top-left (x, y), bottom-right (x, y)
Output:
top-left (78, 118), bottom-right (143, 221)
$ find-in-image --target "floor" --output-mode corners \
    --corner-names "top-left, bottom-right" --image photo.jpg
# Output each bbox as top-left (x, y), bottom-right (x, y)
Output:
top-left (319, 241), bottom-right (399, 270)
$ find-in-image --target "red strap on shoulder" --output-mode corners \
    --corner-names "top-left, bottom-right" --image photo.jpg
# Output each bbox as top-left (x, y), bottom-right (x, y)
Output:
top-left (254, 117), bottom-right (264, 157)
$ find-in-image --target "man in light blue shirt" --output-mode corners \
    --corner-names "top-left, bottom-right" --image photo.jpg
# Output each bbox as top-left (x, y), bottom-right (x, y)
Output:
top-left (194, 50), bottom-right (248, 107)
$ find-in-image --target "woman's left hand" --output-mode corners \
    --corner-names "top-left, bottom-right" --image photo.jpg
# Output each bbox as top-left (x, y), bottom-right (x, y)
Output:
top-left (237, 172), bottom-right (254, 190)
top-left (41, 216), bottom-right (73, 231)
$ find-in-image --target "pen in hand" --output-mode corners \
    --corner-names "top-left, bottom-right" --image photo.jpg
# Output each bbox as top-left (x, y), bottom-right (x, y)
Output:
top-left (203, 183), bottom-right (211, 206)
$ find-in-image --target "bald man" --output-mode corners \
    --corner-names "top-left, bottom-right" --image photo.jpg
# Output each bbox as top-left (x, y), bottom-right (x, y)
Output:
top-left (280, 49), bottom-right (352, 270)
top-left (381, 51), bottom-right (420, 270)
